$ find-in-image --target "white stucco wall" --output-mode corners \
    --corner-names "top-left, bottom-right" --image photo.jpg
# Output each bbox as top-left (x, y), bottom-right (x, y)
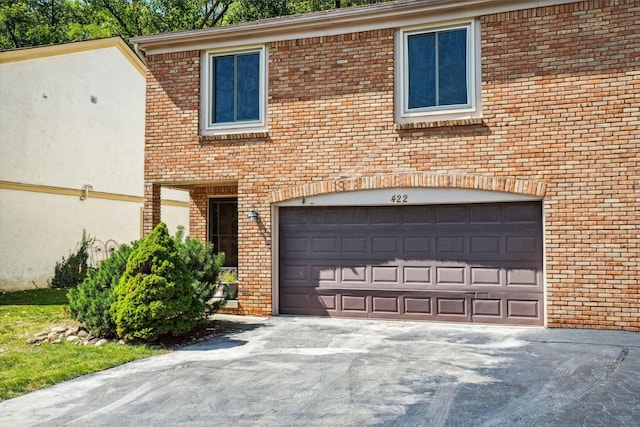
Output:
top-left (0, 39), bottom-right (189, 290)
top-left (161, 187), bottom-right (191, 236)
top-left (0, 189), bottom-right (143, 290)
top-left (0, 43), bottom-right (145, 194)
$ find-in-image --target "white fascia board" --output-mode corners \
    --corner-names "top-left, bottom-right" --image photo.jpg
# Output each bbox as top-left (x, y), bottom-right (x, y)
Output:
top-left (276, 188), bottom-right (541, 207)
top-left (135, 0), bottom-right (578, 55)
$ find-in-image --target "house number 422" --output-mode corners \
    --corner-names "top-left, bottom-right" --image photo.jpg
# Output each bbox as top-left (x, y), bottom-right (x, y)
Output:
top-left (391, 194), bottom-right (408, 203)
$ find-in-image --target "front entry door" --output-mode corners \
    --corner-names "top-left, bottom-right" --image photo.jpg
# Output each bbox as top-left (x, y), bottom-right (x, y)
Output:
top-left (208, 198), bottom-right (238, 267)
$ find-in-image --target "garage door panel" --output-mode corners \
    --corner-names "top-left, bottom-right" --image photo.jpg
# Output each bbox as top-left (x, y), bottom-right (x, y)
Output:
top-left (436, 266), bottom-right (466, 285)
top-left (281, 292), bottom-right (308, 310)
top-left (404, 297), bottom-right (433, 314)
top-left (341, 237), bottom-right (368, 254)
top-left (342, 295), bottom-right (368, 312)
top-left (282, 265), bottom-right (309, 282)
top-left (436, 297), bottom-right (469, 318)
top-left (435, 205), bottom-right (467, 223)
top-left (507, 299), bottom-right (540, 319)
top-left (341, 266), bottom-right (367, 283)
top-left (372, 266), bottom-right (400, 284)
top-left (469, 205), bottom-right (502, 223)
top-left (470, 267), bottom-right (501, 286)
top-left (311, 208), bottom-right (338, 224)
top-left (279, 202), bottom-right (543, 325)
top-left (281, 237), bottom-right (307, 254)
top-left (506, 236), bottom-right (539, 254)
top-left (311, 265), bottom-right (338, 283)
top-left (472, 299), bottom-right (502, 317)
top-left (372, 296), bottom-right (399, 313)
top-left (372, 236), bottom-right (399, 253)
top-left (311, 237), bottom-right (337, 253)
top-left (341, 208), bottom-right (370, 225)
top-left (506, 269), bottom-right (539, 287)
top-left (435, 236), bottom-right (465, 254)
top-left (372, 208), bottom-right (399, 224)
top-left (311, 294), bottom-right (337, 311)
top-left (402, 206), bottom-right (435, 224)
top-left (403, 236), bottom-right (433, 255)
top-left (470, 236), bottom-right (501, 254)
top-left (505, 204), bottom-right (540, 223)
top-left (403, 266), bottom-right (432, 285)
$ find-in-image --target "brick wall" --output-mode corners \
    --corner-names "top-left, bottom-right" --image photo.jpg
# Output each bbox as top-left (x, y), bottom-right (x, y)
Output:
top-left (144, 0), bottom-right (639, 330)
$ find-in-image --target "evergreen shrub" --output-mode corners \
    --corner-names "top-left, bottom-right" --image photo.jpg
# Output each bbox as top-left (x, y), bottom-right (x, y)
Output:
top-left (173, 226), bottom-right (225, 304)
top-left (67, 241), bottom-right (137, 337)
top-left (49, 230), bottom-right (93, 289)
top-left (110, 223), bottom-right (204, 342)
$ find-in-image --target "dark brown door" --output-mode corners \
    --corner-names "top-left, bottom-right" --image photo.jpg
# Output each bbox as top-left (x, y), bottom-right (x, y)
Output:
top-left (279, 202), bottom-right (544, 325)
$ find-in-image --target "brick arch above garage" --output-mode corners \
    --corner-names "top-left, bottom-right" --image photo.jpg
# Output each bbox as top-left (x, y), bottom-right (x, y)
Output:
top-left (268, 173), bottom-right (547, 204)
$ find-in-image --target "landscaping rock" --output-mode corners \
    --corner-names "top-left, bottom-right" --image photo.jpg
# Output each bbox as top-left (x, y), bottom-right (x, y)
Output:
top-left (27, 325), bottom-right (96, 346)
top-left (95, 339), bottom-right (109, 347)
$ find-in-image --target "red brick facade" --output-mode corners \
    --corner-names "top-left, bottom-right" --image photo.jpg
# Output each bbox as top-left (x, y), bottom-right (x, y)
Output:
top-left (141, 0), bottom-right (639, 330)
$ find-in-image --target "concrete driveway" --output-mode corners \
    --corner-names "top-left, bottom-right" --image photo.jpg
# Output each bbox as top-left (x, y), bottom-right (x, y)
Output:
top-left (1, 315), bottom-right (639, 426)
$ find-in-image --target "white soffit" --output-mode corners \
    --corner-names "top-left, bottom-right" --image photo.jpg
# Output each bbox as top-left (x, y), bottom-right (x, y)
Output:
top-left (276, 188), bottom-right (541, 207)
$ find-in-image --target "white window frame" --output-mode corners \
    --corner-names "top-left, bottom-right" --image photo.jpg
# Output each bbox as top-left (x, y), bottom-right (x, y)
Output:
top-left (201, 45), bottom-right (267, 135)
top-left (396, 20), bottom-right (481, 123)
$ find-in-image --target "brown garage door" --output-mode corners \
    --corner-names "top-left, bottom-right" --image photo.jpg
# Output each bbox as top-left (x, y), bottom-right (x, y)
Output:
top-left (279, 202), bottom-right (544, 325)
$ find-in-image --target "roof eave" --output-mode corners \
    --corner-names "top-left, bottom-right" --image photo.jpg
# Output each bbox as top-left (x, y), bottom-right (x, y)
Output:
top-left (131, 0), bottom-right (497, 51)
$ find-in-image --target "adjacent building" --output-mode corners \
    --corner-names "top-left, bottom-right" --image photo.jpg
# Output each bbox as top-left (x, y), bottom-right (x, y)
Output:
top-left (0, 37), bottom-right (189, 290)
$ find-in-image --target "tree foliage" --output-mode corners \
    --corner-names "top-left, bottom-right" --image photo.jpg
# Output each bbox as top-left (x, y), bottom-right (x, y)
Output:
top-left (0, 0), bottom-right (113, 48)
top-left (1, 0), bottom-right (389, 49)
top-left (67, 240), bottom-right (138, 337)
top-left (173, 225), bottom-right (224, 304)
top-left (110, 222), bottom-right (204, 342)
top-left (48, 230), bottom-right (93, 289)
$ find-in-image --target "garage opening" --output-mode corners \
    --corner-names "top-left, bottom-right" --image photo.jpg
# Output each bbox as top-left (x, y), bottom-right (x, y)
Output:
top-left (278, 202), bottom-right (543, 325)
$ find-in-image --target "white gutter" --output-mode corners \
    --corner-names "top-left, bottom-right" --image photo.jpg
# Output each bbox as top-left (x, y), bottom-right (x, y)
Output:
top-left (132, 0), bottom-right (578, 53)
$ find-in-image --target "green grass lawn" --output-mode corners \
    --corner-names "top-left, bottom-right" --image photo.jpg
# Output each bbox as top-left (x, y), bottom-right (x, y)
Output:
top-left (0, 289), bottom-right (166, 401)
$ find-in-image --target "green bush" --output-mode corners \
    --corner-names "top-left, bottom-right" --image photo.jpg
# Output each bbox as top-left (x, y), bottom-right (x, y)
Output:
top-left (110, 223), bottom-right (205, 342)
top-left (67, 241), bottom-right (138, 338)
top-left (173, 226), bottom-right (225, 304)
top-left (49, 230), bottom-right (93, 289)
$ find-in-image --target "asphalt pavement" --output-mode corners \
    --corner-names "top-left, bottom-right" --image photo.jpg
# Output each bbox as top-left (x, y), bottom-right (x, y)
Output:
top-left (1, 315), bottom-right (639, 426)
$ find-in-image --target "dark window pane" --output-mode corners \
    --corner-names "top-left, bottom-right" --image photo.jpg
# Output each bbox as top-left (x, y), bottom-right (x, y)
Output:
top-left (208, 198), bottom-right (238, 267)
top-left (218, 236), bottom-right (237, 267)
top-left (407, 33), bottom-right (436, 109)
top-left (218, 202), bottom-right (238, 235)
top-left (213, 56), bottom-right (235, 123)
top-left (438, 28), bottom-right (468, 106)
top-left (237, 53), bottom-right (260, 121)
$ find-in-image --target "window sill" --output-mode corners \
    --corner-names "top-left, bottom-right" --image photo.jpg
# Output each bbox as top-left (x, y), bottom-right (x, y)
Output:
top-left (394, 118), bottom-right (484, 130)
top-left (199, 132), bottom-right (269, 142)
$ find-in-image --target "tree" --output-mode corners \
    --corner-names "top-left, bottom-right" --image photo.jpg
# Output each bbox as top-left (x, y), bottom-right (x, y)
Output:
top-left (88, 0), bottom-right (234, 38)
top-left (1, 0), bottom-right (391, 49)
top-left (0, 0), bottom-right (113, 49)
top-left (223, 0), bottom-right (389, 25)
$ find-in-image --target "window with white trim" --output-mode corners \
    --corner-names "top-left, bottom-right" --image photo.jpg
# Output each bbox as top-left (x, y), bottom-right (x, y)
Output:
top-left (204, 47), bottom-right (266, 132)
top-left (400, 22), bottom-right (476, 118)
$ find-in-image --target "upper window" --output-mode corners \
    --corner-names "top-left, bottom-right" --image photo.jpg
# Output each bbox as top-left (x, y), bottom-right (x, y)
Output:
top-left (400, 22), bottom-right (476, 118)
top-left (204, 47), bottom-right (266, 133)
